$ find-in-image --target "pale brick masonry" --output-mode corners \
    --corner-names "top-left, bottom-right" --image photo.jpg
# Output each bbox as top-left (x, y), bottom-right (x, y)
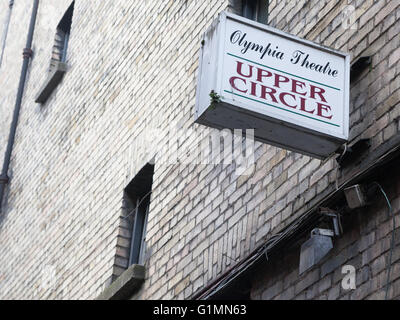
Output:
top-left (0, 0), bottom-right (399, 300)
top-left (251, 169), bottom-right (400, 300)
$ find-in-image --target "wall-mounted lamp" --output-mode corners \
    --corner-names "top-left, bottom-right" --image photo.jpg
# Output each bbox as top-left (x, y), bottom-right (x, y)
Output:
top-left (344, 184), bottom-right (367, 209)
top-left (299, 228), bottom-right (334, 275)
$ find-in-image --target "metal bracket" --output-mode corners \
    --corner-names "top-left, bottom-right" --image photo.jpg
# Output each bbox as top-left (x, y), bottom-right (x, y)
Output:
top-left (336, 139), bottom-right (371, 167)
top-left (311, 228), bottom-right (334, 238)
top-left (0, 174), bottom-right (9, 184)
top-left (299, 228), bottom-right (334, 274)
top-left (22, 48), bottom-right (33, 59)
top-left (318, 207), bottom-right (342, 236)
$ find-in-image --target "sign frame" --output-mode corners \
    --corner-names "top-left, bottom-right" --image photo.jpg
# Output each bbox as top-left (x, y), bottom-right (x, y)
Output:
top-left (195, 11), bottom-right (351, 159)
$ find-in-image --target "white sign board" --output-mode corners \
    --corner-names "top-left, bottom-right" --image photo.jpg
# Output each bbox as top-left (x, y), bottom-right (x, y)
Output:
top-left (195, 12), bottom-right (350, 159)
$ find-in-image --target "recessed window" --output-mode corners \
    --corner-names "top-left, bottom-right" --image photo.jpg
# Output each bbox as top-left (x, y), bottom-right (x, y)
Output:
top-left (35, 1), bottom-right (74, 104)
top-left (113, 163), bottom-right (154, 281)
top-left (54, 26), bottom-right (69, 63)
top-left (242, 0), bottom-right (269, 24)
top-left (50, 1), bottom-right (74, 71)
top-left (126, 163), bottom-right (153, 266)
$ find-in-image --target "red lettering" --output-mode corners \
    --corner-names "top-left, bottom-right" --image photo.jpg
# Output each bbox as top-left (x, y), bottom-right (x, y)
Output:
top-left (236, 61), bottom-right (253, 78)
top-left (256, 68), bottom-right (273, 82)
top-left (291, 79), bottom-right (307, 96)
top-left (229, 67), bottom-right (333, 121)
top-left (260, 85), bottom-right (278, 103)
top-left (229, 76), bottom-right (247, 93)
top-left (299, 97), bottom-right (315, 114)
top-left (279, 92), bottom-right (297, 108)
top-left (250, 81), bottom-right (257, 96)
top-left (274, 74), bottom-right (290, 88)
top-left (317, 102), bottom-right (333, 119)
top-left (310, 85), bottom-right (327, 103)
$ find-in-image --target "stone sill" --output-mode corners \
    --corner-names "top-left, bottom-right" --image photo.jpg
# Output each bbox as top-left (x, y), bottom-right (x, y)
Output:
top-left (96, 264), bottom-right (145, 300)
top-left (35, 62), bottom-right (67, 104)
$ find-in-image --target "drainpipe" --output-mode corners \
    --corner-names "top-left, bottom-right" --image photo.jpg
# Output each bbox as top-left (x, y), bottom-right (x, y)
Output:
top-left (0, 0), bottom-right (14, 68)
top-left (0, 0), bottom-right (40, 213)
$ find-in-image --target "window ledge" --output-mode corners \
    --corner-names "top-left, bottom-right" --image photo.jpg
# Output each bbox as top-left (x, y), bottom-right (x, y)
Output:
top-left (96, 264), bottom-right (145, 300)
top-left (35, 61), bottom-right (68, 104)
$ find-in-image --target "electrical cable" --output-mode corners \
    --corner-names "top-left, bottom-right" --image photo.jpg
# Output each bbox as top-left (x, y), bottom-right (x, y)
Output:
top-left (372, 182), bottom-right (395, 300)
top-left (199, 232), bottom-right (284, 299)
top-left (335, 143), bottom-right (347, 190)
top-left (123, 190), bottom-right (152, 220)
top-left (195, 147), bottom-right (400, 300)
top-left (338, 212), bottom-right (343, 235)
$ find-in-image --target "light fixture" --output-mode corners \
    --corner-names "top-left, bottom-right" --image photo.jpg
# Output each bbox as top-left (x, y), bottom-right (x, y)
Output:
top-left (299, 228), bottom-right (334, 275)
top-left (344, 184), bottom-right (367, 209)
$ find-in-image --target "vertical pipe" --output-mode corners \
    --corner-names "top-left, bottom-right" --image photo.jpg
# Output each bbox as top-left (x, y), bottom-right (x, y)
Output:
top-left (0, 0), bottom-right (14, 68)
top-left (0, 0), bottom-right (40, 213)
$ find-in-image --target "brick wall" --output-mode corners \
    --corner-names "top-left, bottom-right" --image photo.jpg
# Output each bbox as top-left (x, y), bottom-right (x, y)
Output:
top-left (0, 0), bottom-right (399, 300)
top-left (247, 0), bottom-right (400, 300)
top-left (251, 168), bottom-right (400, 300)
